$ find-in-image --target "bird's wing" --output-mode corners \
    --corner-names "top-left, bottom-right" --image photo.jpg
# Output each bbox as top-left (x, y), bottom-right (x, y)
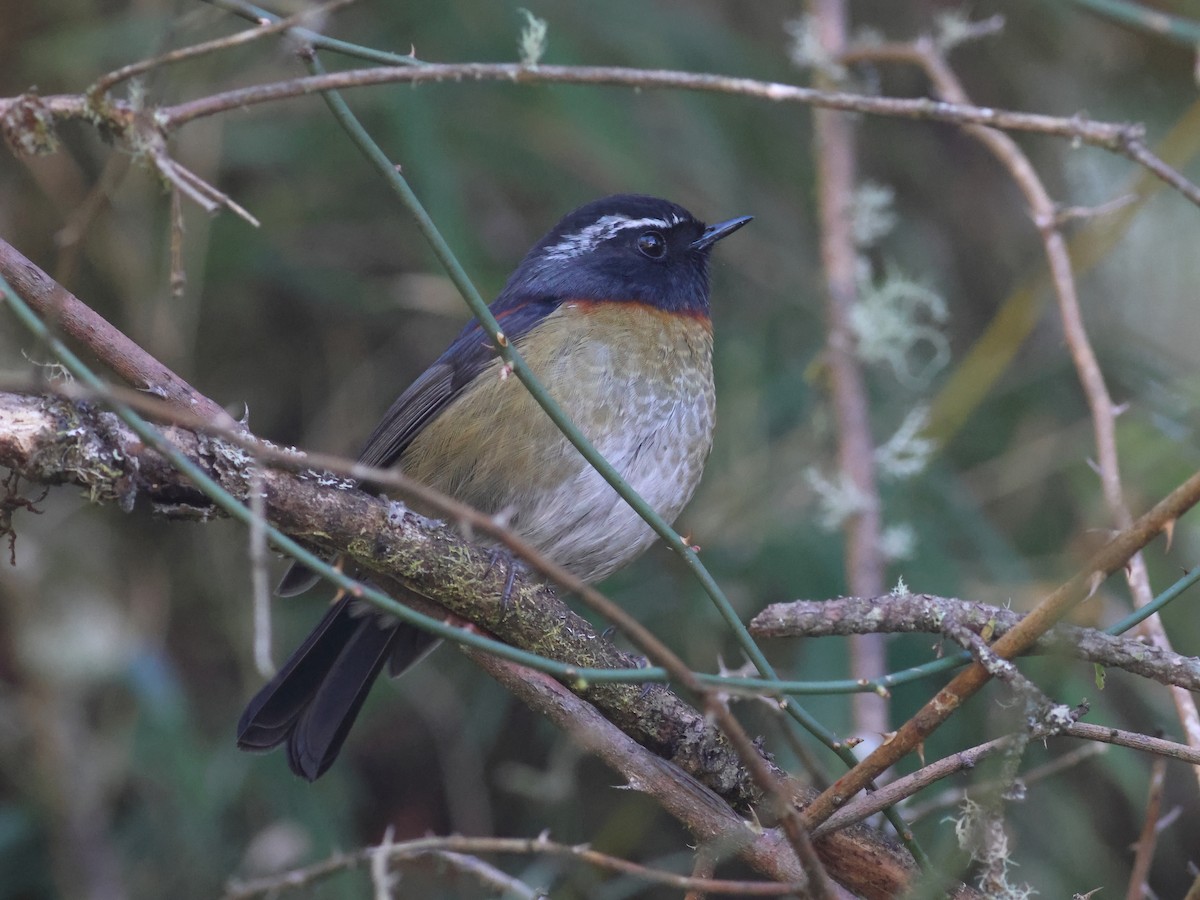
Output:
top-left (355, 360), bottom-right (458, 469)
top-left (355, 295), bottom-right (560, 469)
top-left (277, 294), bottom-right (560, 597)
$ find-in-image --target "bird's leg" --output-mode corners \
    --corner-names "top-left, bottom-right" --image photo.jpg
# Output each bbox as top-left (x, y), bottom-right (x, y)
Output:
top-left (484, 547), bottom-right (526, 616)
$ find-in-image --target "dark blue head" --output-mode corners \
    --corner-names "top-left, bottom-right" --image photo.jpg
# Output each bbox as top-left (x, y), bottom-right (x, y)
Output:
top-left (500, 194), bottom-right (751, 314)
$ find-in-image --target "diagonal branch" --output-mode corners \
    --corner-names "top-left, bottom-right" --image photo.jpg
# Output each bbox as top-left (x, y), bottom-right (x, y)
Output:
top-left (0, 239), bottom-right (231, 425)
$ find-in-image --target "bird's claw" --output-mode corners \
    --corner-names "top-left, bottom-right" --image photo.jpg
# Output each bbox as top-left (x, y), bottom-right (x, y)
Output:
top-left (485, 547), bottom-right (526, 617)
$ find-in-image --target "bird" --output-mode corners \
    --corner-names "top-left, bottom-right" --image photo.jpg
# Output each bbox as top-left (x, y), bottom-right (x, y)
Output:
top-left (236, 194), bottom-right (751, 780)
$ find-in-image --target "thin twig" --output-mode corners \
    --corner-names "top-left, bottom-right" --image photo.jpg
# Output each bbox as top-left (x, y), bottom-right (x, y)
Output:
top-left (817, 716), bottom-right (1200, 837)
top-left (1125, 758), bottom-right (1167, 900)
top-left (87, 0), bottom-right (359, 98)
top-left (4, 62), bottom-right (1171, 205)
top-left (149, 147), bottom-right (261, 226)
top-left (902, 743), bottom-right (1107, 823)
top-left (417, 851), bottom-right (540, 899)
top-left (146, 64), bottom-right (1136, 148)
top-left (205, 0), bottom-right (423, 67)
top-left (224, 814), bottom-right (812, 898)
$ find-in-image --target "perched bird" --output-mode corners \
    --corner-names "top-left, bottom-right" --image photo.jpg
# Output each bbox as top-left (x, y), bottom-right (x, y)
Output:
top-left (237, 194), bottom-right (750, 780)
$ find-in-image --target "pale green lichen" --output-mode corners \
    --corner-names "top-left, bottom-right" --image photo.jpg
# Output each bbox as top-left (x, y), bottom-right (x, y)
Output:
top-left (517, 9), bottom-right (548, 67)
top-left (875, 406), bottom-right (937, 480)
top-left (948, 798), bottom-right (1037, 900)
top-left (804, 466), bottom-right (868, 531)
top-left (851, 262), bottom-right (950, 387)
top-left (852, 181), bottom-right (898, 249)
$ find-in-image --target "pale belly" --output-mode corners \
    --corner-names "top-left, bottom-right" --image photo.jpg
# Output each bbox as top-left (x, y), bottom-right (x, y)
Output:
top-left (399, 302), bottom-right (715, 583)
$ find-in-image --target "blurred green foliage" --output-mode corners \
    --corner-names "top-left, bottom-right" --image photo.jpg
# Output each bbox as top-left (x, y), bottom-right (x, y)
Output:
top-left (3, 0), bottom-right (1200, 896)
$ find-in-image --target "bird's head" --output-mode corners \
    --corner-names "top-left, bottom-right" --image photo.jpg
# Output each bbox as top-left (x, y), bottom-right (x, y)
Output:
top-left (505, 194), bottom-right (751, 314)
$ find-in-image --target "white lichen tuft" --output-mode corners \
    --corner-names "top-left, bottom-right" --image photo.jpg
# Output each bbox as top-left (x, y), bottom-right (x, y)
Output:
top-left (851, 262), bottom-right (950, 388)
top-left (948, 799), bottom-right (1037, 900)
top-left (21, 351), bottom-right (73, 383)
top-left (875, 406), bottom-right (937, 480)
top-left (879, 523), bottom-right (917, 562)
top-left (852, 181), bottom-right (898, 248)
top-left (517, 9), bottom-right (548, 67)
top-left (784, 15), bottom-right (845, 79)
top-left (804, 467), bottom-right (868, 531)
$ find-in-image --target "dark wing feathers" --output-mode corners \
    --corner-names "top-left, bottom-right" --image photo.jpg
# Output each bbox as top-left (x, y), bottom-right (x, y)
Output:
top-left (357, 295), bottom-right (562, 469)
top-left (356, 362), bottom-right (457, 469)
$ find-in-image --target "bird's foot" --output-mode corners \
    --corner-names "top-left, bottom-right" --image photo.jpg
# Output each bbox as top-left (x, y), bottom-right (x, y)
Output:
top-left (485, 547), bottom-right (527, 617)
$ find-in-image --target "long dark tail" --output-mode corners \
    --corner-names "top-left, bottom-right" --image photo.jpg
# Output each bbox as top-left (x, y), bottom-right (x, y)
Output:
top-left (236, 595), bottom-right (437, 780)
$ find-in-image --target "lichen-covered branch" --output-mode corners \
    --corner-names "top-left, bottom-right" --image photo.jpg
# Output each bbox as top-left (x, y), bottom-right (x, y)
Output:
top-left (751, 594), bottom-right (1200, 691)
top-left (0, 390), bottom-right (755, 808)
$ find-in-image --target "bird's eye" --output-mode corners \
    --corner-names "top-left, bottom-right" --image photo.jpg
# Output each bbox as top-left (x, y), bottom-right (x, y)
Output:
top-left (636, 231), bottom-right (667, 259)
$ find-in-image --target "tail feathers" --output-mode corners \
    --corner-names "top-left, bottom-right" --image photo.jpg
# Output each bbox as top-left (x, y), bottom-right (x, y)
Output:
top-left (285, 620), bottom-right (398, 780)
top-left (238, 594), bottom-right (444, 781)
top-left (237, 596), bottom-right (397, 781)
top-left (277, 559), bottom-right (321, 597)
top-left (236, 595), bottom-right (361, 751)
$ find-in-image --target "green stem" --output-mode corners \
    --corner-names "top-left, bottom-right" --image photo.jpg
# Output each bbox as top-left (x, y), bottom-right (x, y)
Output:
top-left (1070, 0), bottom-right (1200, 45)
top-left (205, 0), bottom-right (427, 67)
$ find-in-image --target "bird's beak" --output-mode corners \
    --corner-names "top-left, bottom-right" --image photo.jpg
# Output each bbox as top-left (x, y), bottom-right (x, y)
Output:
top-left (691, 215), bottom-right (753, 251)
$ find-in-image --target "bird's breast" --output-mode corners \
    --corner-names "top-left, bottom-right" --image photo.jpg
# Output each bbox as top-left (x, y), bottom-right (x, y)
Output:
top-left (399, 301), bottom-right (715, 582)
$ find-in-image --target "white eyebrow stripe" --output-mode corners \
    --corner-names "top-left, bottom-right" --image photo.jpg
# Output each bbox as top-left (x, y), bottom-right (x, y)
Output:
top-left (542, 213), bottom-right (685, 260)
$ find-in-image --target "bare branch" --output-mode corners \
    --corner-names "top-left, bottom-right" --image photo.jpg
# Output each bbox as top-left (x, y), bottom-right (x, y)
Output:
top-left (1125, 758), bottom-right (1167, 900)
top-left (225, 830), bottom-right (814, 899)
top-left (4, 63), bottom-right (1196, 205)
top-left (87, 0), bottom-right (359, 98)
top-left (752, 594), bottom-right (1200, 691)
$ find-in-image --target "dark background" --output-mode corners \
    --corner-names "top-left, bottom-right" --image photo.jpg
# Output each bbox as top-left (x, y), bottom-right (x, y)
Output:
top-left (2, 0), bottom-right (1200, 896)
